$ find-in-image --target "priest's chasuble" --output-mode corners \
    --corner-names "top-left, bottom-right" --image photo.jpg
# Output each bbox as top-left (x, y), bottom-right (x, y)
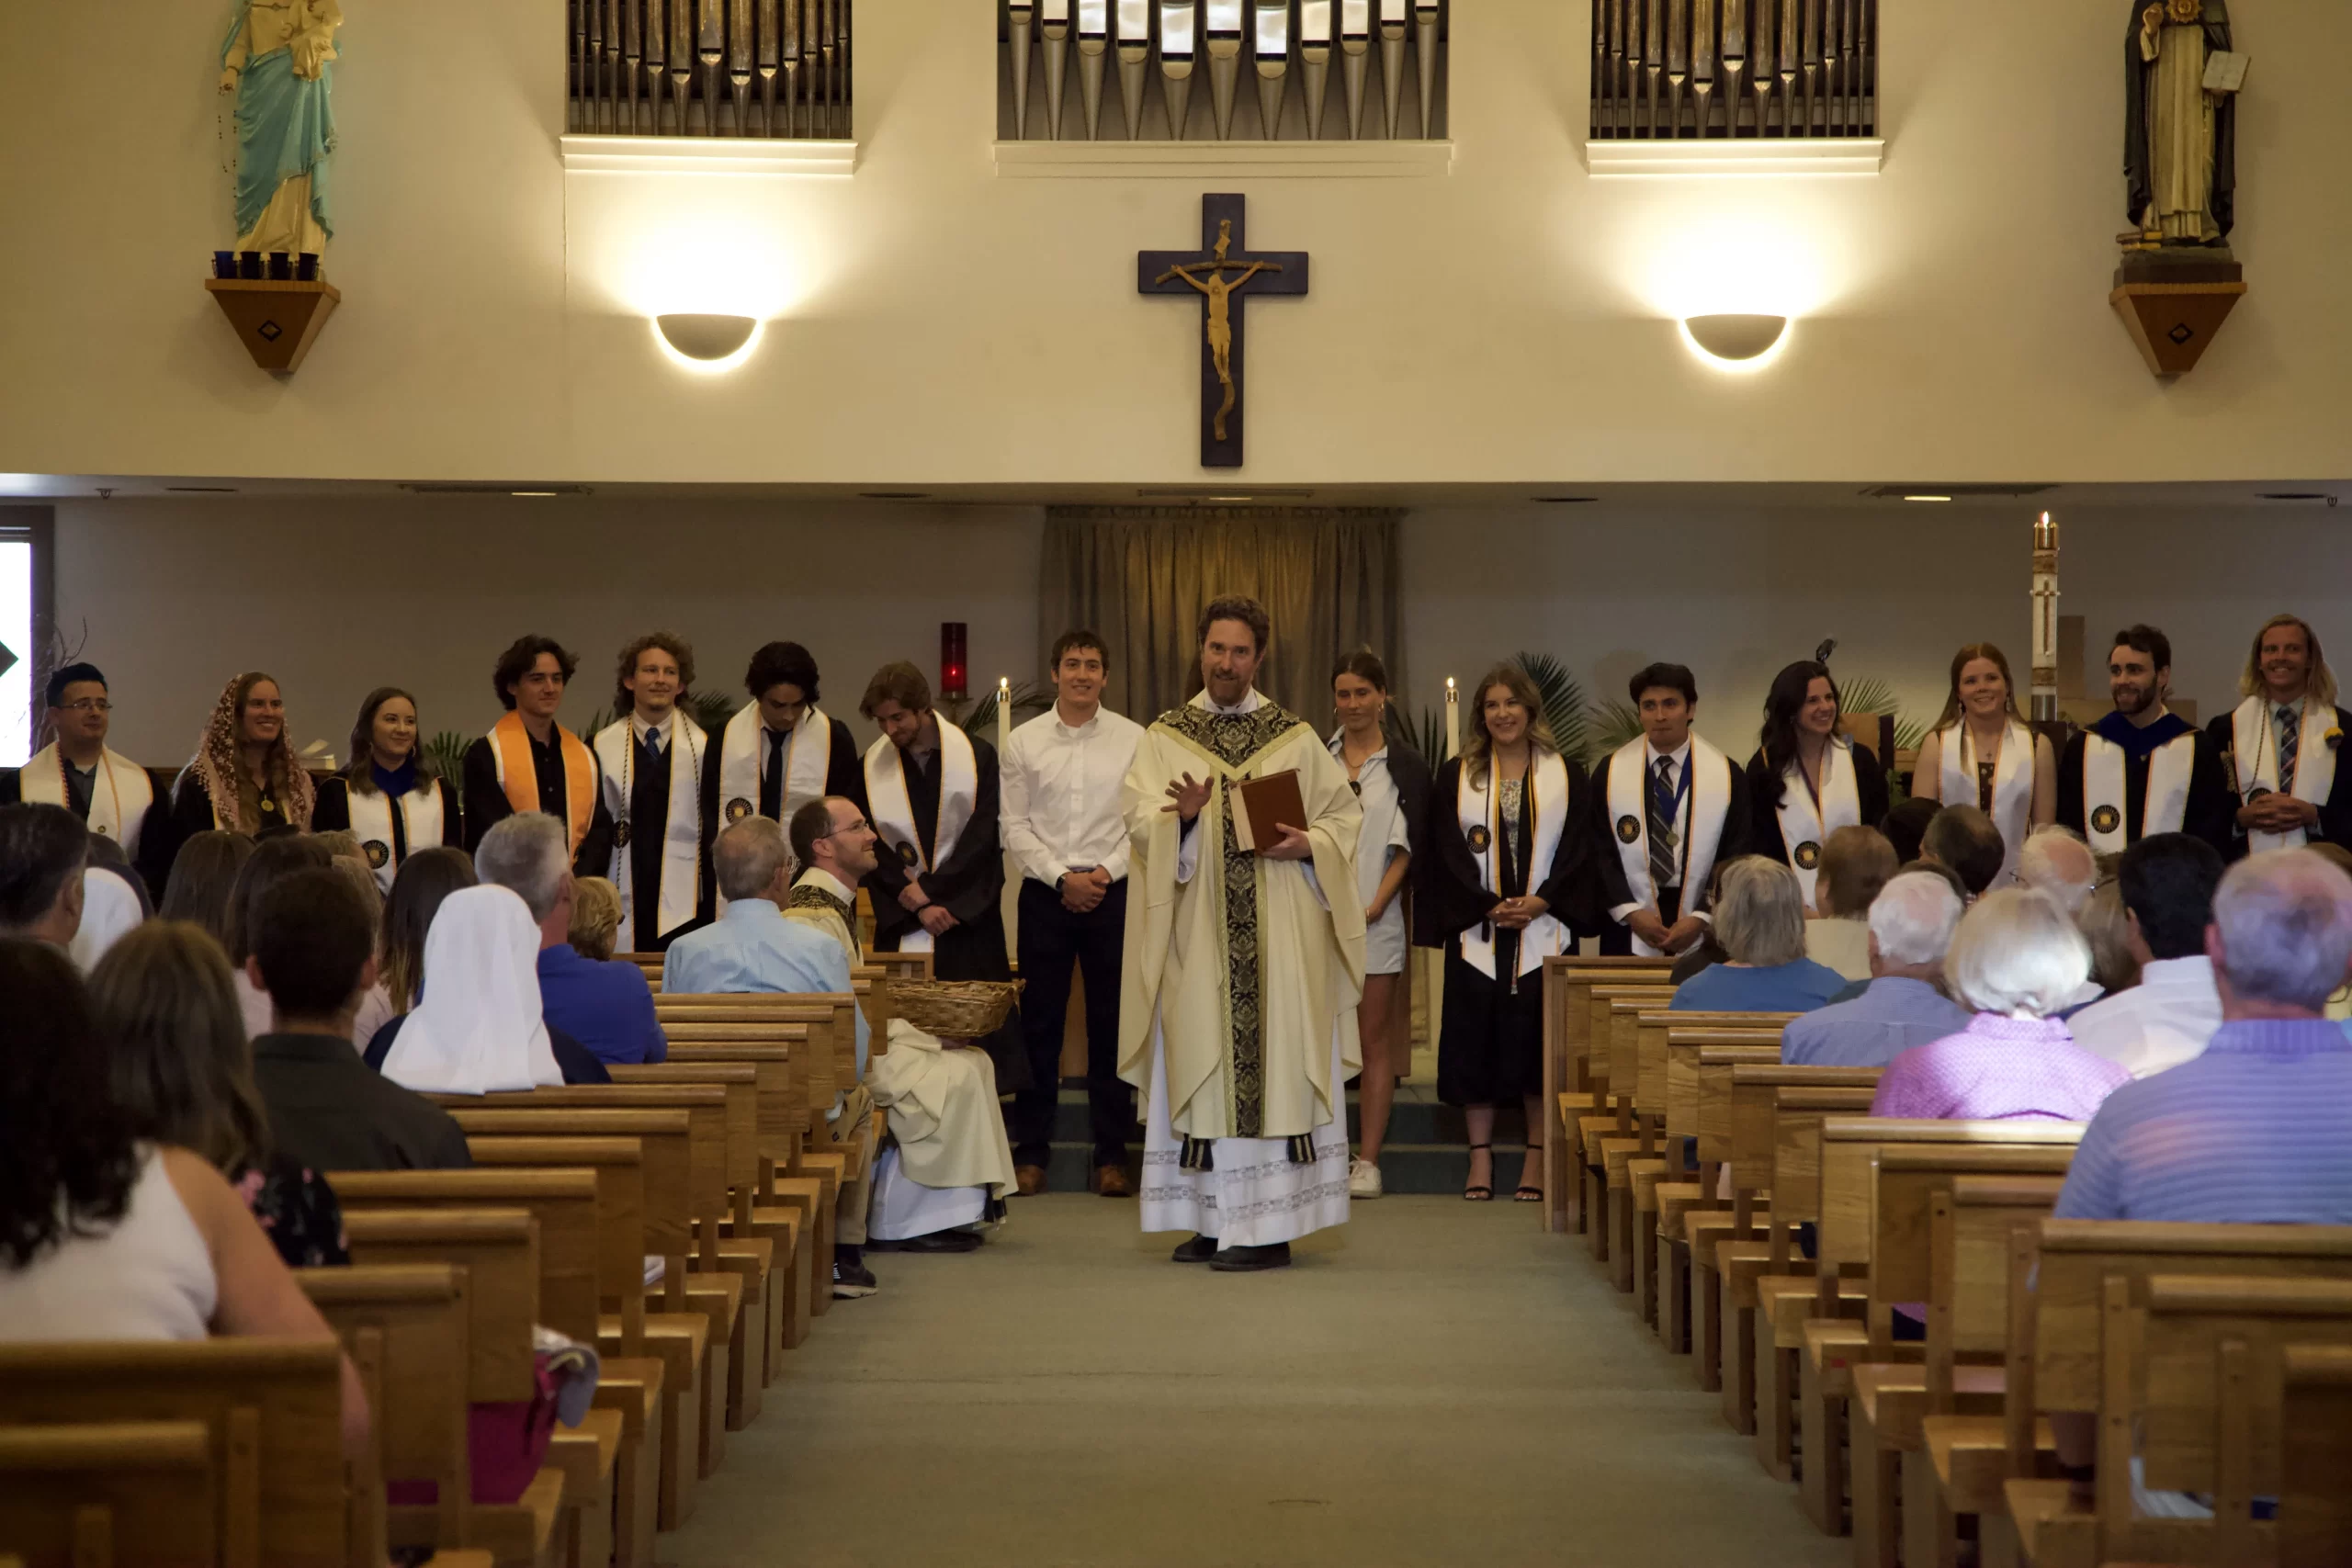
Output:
top-left (1119, 689), bottom-right (1364, 1245)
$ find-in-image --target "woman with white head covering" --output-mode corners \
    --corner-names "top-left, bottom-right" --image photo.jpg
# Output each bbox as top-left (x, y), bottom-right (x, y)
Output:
top-left (362, 884), bottom-right (607, 1090)
top-left (69, 863), bottom-right (149, 973)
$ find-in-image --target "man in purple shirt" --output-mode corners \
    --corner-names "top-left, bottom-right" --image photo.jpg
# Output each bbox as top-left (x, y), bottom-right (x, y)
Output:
top-left (1782, 871), bottom-right (1973, 1067)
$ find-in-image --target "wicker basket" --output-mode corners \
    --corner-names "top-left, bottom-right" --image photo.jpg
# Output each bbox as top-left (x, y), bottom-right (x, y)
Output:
top-left (888, 978), bottom-right (1023, 1039)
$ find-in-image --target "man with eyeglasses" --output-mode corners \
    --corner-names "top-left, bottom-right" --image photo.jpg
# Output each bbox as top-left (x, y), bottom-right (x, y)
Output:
top-left (2, 663), bottom-right (172, 895)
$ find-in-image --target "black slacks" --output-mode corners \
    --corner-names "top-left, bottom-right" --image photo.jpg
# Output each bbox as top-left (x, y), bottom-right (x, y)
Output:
top-left (1011, 877), bottom-right (1133, 1169)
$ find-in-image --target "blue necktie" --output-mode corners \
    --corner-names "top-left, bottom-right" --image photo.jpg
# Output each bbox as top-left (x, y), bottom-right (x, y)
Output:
top-left (1648, 757), bottom-right (1677, 888)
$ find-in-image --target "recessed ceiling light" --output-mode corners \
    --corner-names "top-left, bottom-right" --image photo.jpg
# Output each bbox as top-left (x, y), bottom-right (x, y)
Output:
top-left (511, 491), bottom-right (561, 498)
top-left (1904, 494), bottom-right (1954, 502)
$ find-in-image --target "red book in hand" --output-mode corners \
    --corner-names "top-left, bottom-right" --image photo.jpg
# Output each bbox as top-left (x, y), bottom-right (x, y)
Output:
top-left (1229, 769), bottom-right (1308, 853)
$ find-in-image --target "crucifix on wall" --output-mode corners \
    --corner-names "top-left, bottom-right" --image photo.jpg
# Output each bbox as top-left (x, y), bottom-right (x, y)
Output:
top-left (1139, 194), bottom-right (1310, 468)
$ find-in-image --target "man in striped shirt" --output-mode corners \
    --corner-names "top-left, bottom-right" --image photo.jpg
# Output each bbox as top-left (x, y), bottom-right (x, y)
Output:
top-left (2052, 848), bottom-right (2352, 1225)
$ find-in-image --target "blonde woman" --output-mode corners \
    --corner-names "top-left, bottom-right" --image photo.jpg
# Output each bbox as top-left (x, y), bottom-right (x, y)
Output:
top-left (1911, 644), bottom-right (2056, 890)
top-left (569, 875), bottom-right (624, 963)
top-left (1427, 663), bottom-right (1590, 1201)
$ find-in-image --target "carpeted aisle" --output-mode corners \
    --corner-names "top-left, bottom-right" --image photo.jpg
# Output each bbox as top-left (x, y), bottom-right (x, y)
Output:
top-left (661, 1195), bottom-right (1848, 1567)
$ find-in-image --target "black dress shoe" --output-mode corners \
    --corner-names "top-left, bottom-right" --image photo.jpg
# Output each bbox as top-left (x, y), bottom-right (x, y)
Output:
top-left (1209, 1242), bottom-right (1291, 1272)
top-left (1170, 1234), bottom-right (1220, 1264)
top-left (868, 1228), bottom-right (985, 1254)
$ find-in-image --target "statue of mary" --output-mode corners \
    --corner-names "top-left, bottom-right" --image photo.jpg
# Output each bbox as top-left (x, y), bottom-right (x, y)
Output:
top-left (218, 0), bottom-right (343, 260)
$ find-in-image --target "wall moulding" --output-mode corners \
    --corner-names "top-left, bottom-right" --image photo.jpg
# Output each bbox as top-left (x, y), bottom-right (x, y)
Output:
top-left (992, 139), bottom-right (1453, 178)
top-left (1583, 137), bottom-right (1884, 177)
top-left (558, 134), bottom-right (860, 175)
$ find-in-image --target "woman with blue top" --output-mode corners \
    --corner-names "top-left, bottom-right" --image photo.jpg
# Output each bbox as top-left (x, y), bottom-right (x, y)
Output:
top-left (311, 688), bottom-right (462, 895)
top-left (1669, 855), bottom-right (1849, 1013)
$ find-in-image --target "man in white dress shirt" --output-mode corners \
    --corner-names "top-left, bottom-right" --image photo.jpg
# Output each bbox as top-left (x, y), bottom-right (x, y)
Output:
top-left (1001, 630), bottom-right (1146, 1197)
top-left (2066, 832), bottom-right (2226, 1077)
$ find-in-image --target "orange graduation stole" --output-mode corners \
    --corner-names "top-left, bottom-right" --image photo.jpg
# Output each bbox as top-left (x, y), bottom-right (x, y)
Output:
top-left (491, 710), bottom-right (597, 856)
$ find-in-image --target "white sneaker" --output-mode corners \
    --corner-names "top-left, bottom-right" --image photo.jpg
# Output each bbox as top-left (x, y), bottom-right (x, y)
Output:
top-left (1348, 1156), bottom-right (1384, 1200)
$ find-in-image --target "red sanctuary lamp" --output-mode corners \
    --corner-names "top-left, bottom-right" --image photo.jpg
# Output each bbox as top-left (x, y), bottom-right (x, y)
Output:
top-left (939, 623), bottom-right (969, 702)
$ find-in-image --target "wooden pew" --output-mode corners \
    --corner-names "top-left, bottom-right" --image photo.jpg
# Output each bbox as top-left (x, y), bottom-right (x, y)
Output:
top-left (2283, 1342), bottom-right (2352, 1567)
top-left (1635, 1020), bottom-right (1787, 1340)
top-left (0, 1338), bottom-right (366, 1568)
top-left (1682, 1043), bottom-right (1784, 1390)
top-left (1543, 956), bottom-right (1678, 1233)
top-left (1577, 985), bottom-right (1675, 1266)
top-left (1999, 1221), bottom-right (2352, 1568)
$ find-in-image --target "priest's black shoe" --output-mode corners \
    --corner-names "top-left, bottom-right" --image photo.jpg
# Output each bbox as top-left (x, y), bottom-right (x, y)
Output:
top-left (1170, 1234), bottom-right (1220, 1264)
top-left (868, 1228), bottom-right (985, 1254)
top-left (1210, 1242), bottom-right (1291, 1272)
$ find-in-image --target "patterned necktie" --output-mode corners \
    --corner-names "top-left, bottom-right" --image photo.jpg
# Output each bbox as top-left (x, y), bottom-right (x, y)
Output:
top-left (2277, 704), bottom-right (2301, 791)
top-left (1648, 756), bottom-right (1678, 888)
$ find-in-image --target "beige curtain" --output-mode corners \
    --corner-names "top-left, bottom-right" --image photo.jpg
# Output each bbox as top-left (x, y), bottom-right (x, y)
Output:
top-left (1038, 507), bottom-right (1404, 726)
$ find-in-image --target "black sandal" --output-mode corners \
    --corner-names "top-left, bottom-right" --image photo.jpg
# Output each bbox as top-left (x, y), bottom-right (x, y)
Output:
top-left (1515, 1141), bottom-right (1544, 1201)
top-left (1464, 1142), bottom-right (1495, 1201)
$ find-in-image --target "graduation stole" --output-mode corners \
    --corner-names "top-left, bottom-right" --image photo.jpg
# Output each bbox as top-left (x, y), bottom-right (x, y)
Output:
top-left (2230, 694), bottom-right (2338, 853)
top-left (717, 703), bottom-right (834, 830)
top-left (489, 710), bottom-right (597, 856)
top-left (1603, 734), bottom-right (1731, 957)
top-left (1456, 750), bottom-right (1570, 981)
top-left (2080, 727), bottom-right (2196, 855)
top-left (20, 742), bottom-right (153, 854)
top-left (344, 778), bottom-right (447, 894)
top-left (1938, 717), bottom-right (2035, 886)
top-left (865, 723), bottom-right (978, 955)
top-left (1774, 739), bottom-right (1862, 909)
top-left (594, 715), bottom-right (706, 947)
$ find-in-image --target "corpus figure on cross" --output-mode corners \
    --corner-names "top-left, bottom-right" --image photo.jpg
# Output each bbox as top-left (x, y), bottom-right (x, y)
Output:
top-left (1154, 219), bottom-right (1284, 442)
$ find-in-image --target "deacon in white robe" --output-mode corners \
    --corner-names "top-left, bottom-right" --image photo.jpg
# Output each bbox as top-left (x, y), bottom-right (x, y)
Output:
top-left (866, 1018), bottom-right (1017, 1248)
top-left (2056, 627), bottom-right (2231, 857)
top-left (1118, 598), bottom-right (1364, 1271)
top-left (3, 662), bottom-right (170, 896)
top-left (593, 634), bottom-right (715, 953)
top-left (2206, 614), bottom-right (2352, 861)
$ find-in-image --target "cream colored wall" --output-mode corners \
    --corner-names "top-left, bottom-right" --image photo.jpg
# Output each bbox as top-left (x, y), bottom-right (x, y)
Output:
top-left (6, 3), bottom-right (2352, 486)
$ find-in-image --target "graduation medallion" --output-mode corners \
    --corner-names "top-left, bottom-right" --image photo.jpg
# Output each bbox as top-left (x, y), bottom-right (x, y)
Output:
top-left (898, 841), bottom-right (919, 865)
top-left (2090, 805), bottom-right (2121, 835)
top-left (725, 797), bottom-right (752, 824)
top-left (1466, 824), bottom-right (1491, 853)
top-left (1793, 840), bottom-right (1822, 871)
top-left (259, 796), bottom-right (277, 815)
top-left (614, 821), bottom-right (632, 848)
top-left (2245, 784), bottom-right (2273, 802)
top-left (1615, 814), bottom-right (1642, 845)
top-left (363, 840), bottom-right (390, 870)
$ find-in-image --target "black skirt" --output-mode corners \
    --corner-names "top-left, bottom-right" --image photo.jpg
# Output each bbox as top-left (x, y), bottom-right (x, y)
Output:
top-left (1436, 945), bottom-right (1544, 1107)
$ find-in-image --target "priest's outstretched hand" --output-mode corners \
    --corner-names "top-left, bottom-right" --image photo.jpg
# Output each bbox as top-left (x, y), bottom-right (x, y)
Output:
top-left (1163, 772), bottom-right (1211, 822)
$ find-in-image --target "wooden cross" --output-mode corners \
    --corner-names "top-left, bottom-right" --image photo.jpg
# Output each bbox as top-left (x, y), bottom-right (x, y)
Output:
top-left (1139, 193), bottom-right (1310, 469)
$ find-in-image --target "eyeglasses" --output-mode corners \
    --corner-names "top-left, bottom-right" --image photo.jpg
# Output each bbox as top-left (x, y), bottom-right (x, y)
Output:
top-left (816, 818), bottom-right (872, 840)
top-left (56, 699), bottom-right (111, 714)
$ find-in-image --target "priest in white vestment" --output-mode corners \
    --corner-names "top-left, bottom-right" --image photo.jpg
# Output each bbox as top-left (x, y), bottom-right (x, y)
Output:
top-left (1118, 596), bottom-right (1365, 1272)
top-left (866, 1018), bottom-right (1017, 1251)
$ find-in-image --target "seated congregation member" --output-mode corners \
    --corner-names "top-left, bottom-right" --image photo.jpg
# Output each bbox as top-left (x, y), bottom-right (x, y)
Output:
top-left (169, 672), bottom-right (314, 848)
top-left (1867, 889), bottom-right (2130, 1122)
top-left (310, 686), bottom-right (461, 896)
top-left (91, 923), bottom-right (347, 1268)
top-left (1882, 795), bottom-right (1940, 866)
top-left (1001, 629), bottom-right (1148, 1198)
top-left (369, 884), bottom-right (605, 1089)
top-left (1920, 804), bottom-right (2008, 898)
top-left (667, 810), bottom-right (878, 1299)
top-left (243, 869), bottom-right (473, 1170)
top-left (593, 633), bottom-right (713, 954)
top-left (2064, 832), bottom-right (2224, 1077)
top-left (69, 848), bottom-right (149, 974)
top-left (375, 845), bottom-right (477, 1017)
top-left (1427, 663), bottom-right (1589, 1202)
top-left (1911, 643), bottom-right (2055, 887)
top-left (2078, 878), bottom-right (2143, 997)
top-left (2211, 613), bottom-right (2352, 860)
top-left (1592, 661), bottom-right (1748, 956)
top-left (568, 874), bottom-right (623, 961)
top-left (463, 814), bottom-right (634, 1074)
top-left (0, 939), bottom-right (372, 1461)
top-left (1325, 650), bottom-right (1430, 1201)
top-left (157, 829), bottom-right (254, 947)
top-left (1747, 660), bottom-right (1889, 915)
top-left (2056, 625), bottom-right (2232, 858)
top-left (0, 800), bottom-right (88, 946)
top-left (223, 834), bottom-right (333, 1036)
top-left (1804, 824), bottom-right (1897, 983)
top-left (1781, 871), bottom-right (1971, 1067)
top-left (1, 663), bottom-right (171, 895)
top-left (1669, 856), bottom-right (1848, 1013)
top-left (461, 634), bottom-right (614, 877)
top-left (866, 1008), bottom-right (1020, 1254)
top-left (859, 660), bottom-right (1023, 1086)
top-left (706, 639), bottom-right (865, 839)
top-left (2018, 824), bottom-right (2098, 917)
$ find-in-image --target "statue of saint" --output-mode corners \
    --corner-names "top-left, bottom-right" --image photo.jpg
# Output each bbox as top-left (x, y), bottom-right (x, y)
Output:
top-left (219, 0), bottom-right (344, 260)
top-left (2123, 0), bottom-right (2238, 249)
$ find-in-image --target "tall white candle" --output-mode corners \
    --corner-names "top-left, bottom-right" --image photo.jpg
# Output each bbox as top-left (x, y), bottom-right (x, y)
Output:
top-left (998, 677), bottom-right (1012, 756)
top-left (1445, 676), bottom-right (1459, 759)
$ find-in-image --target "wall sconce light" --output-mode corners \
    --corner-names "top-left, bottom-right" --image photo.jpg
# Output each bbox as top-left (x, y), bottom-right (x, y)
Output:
top-left (1679, 312), bottom-right (1790, 367)
top-left (654, 312), bottom-right (761, 368)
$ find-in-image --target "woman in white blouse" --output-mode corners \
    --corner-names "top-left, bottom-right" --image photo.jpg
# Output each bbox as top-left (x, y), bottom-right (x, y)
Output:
top-left (1329, 652), bottom-right (1432, 1200)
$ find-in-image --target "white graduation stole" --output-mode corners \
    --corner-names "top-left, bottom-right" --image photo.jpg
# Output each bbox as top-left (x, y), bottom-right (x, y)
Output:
top-left (1604, 734), bottom-right (1732, 957)
top-left (19, 742), bottom-right (153, 858)
top-left (864, 723), bottom-right (978, 955)
top-left (1773, 739), bottom-right (1863, 908)
top-left (1456, 750), bottom-right (1571, 980)
top-left (594, 716), bottom-right (707, 950)
top-left (2230, 695), bottom-right (2338, 853)
top-left (2081, 728), bottom-right (2197, 855)
top-left (1938, 718), bottom-right (2035, 888)
top-left (344, 781), bottom-right (447, 894)
top-left (717, 703), bottom-right (834, 832)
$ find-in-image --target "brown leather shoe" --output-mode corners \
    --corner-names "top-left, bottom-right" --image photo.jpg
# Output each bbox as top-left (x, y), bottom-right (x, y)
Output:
top-left (1014, 1165), bottom-right (1048, 1197)
top-left (1094, 1164), bottom-right (1133, 1198)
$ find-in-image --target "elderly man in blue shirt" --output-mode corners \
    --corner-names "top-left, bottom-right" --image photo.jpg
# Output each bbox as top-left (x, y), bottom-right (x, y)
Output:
top-left (1780, 871), bottom-right (1972, 1067)
top-left (666, 810), bottom-right (879, 1299)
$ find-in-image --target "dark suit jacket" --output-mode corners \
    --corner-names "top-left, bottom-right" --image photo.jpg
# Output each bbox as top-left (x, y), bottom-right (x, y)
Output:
top-left (2203, 703), bottom-right (2352, 861)
top-left (1588, 741), bottom-right (1753, 926)
top-left (2055, 722), bottom-right (2233, 855)
top-left (252, 1031), bottom-right (475, 1173)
